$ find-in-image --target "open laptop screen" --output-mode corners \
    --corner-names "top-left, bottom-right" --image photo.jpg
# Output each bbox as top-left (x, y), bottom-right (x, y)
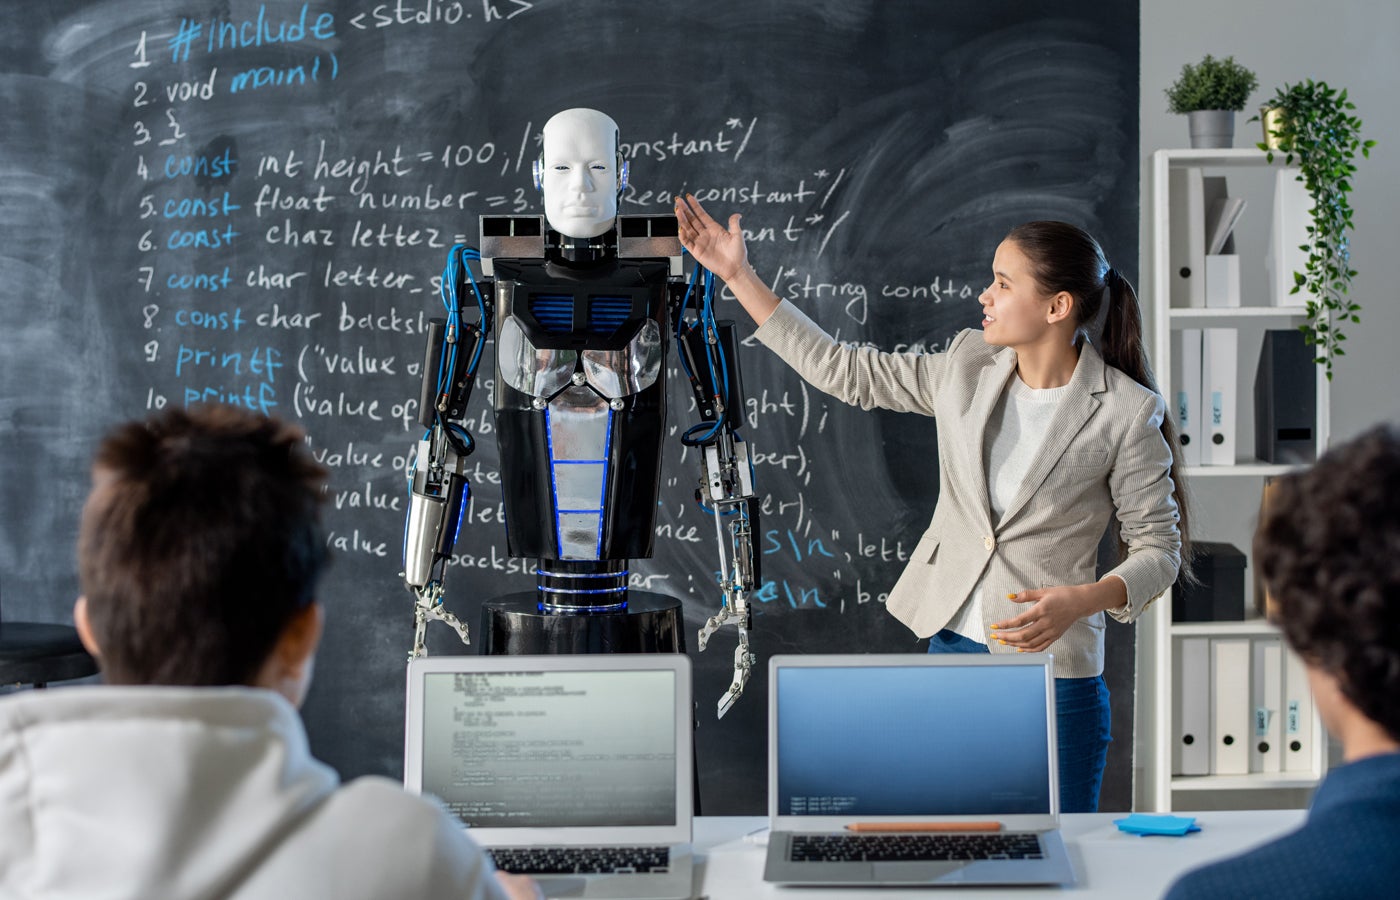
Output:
top-left (418, 667), bottom-right (679, 828)
top-left (774, 661), bottom-right (1052, 816)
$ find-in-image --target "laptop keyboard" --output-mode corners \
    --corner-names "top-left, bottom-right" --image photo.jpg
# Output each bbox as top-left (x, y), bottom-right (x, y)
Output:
top-left (488, 846), bottom-right (672, 875)
top-left (789, 832), bottom-right (1044, 862)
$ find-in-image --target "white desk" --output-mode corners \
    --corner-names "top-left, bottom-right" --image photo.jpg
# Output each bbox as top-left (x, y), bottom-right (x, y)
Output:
top-left (691, 810), bottom-right (1305, 898)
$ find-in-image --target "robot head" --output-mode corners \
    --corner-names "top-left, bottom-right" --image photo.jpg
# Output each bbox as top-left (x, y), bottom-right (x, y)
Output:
top-left (534, 108), bottom-right (629, 239)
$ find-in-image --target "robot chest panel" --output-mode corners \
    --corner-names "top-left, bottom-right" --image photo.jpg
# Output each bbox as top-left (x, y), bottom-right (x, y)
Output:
top-left (495, 277), bottom-right (669, 401)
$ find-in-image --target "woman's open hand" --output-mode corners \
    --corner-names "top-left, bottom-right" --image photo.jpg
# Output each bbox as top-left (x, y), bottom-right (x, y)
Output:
top-left (674, 194), bottom-right (749, 283)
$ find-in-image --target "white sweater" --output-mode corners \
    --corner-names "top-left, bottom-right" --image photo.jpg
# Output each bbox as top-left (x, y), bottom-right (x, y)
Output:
top-left (0, 685), bottom-right (506, 900)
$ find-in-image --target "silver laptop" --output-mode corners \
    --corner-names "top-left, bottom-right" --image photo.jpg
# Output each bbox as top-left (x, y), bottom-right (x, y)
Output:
top-left (405, 654), bottom-right (695, 900)
top-left (763, 653), bottom-right (1075, 887)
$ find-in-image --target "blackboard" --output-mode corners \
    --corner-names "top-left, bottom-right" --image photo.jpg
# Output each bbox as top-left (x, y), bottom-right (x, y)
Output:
top-left (0, 1), bottom-right (1140, 814)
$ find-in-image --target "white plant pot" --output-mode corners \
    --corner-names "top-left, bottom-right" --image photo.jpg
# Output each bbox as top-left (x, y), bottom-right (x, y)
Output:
top-left (1188, 110), bottom-right (1236, 149)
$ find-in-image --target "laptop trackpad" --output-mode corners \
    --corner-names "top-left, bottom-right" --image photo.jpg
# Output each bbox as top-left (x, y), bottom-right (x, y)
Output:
top-left (871, 861), bottom-right (974, 884)
top-left (533, 876), bottom-right (589, 898)
top-left (536, 873), bottom-right (692, 899)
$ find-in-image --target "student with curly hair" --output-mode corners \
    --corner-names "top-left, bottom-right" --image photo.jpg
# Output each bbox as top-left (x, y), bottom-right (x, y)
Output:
top-left (1166, 424), bottom-right (1400, 899)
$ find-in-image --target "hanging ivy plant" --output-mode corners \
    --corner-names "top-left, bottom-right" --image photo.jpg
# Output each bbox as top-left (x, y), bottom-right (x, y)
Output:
top-left (1258, 80), bottom-right (1376, 380)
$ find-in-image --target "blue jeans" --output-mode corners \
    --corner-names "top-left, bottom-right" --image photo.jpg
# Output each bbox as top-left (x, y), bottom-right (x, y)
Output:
top-left (927, 629), bottom-right (1111, 813)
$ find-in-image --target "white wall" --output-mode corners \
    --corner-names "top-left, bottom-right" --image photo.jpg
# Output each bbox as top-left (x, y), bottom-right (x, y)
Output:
top-left (1141, 0), bottom-right (1400, 577)
top-left (1139, 0), bottom-right (1400, 806)
top-left (1141, 0), bottom-right (1400, 442)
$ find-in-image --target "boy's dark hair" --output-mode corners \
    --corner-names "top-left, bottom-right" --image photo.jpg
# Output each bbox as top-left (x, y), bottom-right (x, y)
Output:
top-left (1255, 424), bottom-right (1400, 742)
top-left (77, 404), bottom-right (330, 686)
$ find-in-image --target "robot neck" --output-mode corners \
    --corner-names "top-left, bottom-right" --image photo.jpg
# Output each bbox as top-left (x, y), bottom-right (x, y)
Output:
top-left (546, 226), bottom-right (617, 266)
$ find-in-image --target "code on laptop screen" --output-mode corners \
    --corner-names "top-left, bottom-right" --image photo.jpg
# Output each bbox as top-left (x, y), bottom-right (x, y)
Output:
top-left (776, 664), bottom-right (1052, 816)
top-left (421, 669), bottom-right (677, 827)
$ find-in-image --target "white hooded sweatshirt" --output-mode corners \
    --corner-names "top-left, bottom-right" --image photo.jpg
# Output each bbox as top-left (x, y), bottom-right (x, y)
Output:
top-left (0, 685), bottom-right (506, 900)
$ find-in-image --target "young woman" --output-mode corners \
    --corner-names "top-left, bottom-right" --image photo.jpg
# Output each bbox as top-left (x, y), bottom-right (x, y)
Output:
top-left (675, 195), bottom-right (1189, 812)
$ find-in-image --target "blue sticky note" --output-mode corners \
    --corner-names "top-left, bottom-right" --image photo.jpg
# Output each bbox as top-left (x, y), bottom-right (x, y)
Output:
top-left (1113, 814), bottom-right (1201, 836)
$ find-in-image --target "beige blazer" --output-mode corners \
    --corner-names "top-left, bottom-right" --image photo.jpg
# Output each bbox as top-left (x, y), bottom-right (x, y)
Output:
top-left (755, 301), bottom-right (1181, 678)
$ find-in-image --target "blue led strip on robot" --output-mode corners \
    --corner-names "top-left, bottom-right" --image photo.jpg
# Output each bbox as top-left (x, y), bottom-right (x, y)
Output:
top-left (544, 405), bottom-right (614, 561)
top-left (536, 565), bottom-right (629, 613)
top-left (596, 408), bottom-right (613, 556)
top-left (537, 584), bottom-right (627, 595)
top-left (538, 598), bottom-right (628, 613)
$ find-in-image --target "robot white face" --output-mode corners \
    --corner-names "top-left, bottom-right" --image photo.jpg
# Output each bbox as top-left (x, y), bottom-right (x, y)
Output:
top-left (539, 108), bottom-right (621, 239)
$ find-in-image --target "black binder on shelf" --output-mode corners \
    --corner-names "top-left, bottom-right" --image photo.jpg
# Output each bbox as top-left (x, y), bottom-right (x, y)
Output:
top-left (1254, 330), bottom-right (1317, 464)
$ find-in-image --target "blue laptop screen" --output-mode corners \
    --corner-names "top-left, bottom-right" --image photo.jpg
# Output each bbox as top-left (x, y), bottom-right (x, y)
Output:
top-left (776, 664), bottom-right (1052, 816)
top-left (420, 668), bottom-right (678, 828)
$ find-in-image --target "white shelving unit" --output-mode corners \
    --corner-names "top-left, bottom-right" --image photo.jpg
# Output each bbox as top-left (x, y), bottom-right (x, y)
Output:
top-left (1134, 148), bottom-right (1330, 812)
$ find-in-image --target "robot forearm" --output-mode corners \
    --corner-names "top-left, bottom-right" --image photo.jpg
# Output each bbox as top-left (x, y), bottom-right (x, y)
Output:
top-left (401, 245), bottom-right (490, 655)
top-left (678, 296), bottom-right (761, 717)
top-left (403, 429), bottom-right (467, 590)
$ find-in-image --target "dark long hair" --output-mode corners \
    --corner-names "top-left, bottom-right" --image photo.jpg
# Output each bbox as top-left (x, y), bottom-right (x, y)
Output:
top-left (1005, 221), bottom-right (1193, 578)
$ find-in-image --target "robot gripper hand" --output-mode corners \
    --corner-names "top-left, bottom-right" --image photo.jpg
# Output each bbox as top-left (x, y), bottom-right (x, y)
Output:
top-left (403, 426), bottom-right (473, 657)
top-left (695, 479), bottom-right (759, 720)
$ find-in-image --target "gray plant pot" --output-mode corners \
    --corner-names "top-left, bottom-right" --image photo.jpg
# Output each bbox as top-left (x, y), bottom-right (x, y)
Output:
top-left (1188, 110), bottom-right (1236, 149)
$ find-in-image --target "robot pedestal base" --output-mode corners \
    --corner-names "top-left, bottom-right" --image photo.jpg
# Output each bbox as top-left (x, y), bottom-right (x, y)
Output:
top-left (480, 590), bottom-right (685, 655)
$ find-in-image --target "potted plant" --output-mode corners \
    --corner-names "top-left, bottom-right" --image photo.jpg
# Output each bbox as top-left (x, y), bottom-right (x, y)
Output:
top-left (1257, 80), bottom-right (1376, 380)
top-left (1165, 55), bottom-right (1259, 149)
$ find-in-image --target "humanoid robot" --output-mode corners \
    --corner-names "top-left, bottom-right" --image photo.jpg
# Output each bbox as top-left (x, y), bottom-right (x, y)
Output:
top-left (402, 108), bottom-right (759, 715)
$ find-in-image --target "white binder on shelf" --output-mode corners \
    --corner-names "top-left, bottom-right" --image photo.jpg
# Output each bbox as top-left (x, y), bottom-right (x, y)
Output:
top-left (1171, 329), bottom-right (1203, 467)
top-left (1204, 254), bottom-right (1242, 307)
top-left (1267, 167), bottom-right (1315, 307)
top-left (1282, 646), bottom-right (1316, 773)
top-left (1200, 329), bottom-right (1238, 465)
top-left (1168, 166), bottom-right (1206, 309)
top-left (1210, 638), bottom-right (1251, 775)
top-left (1201, 178), bottom-right (1241, 308)
top-left (1206, 196), bottom-right (1247, 256)
top-left (1173, 636), bottom-right (1211, 776)
top-left (1250, 637), bottom-right (1284, 774)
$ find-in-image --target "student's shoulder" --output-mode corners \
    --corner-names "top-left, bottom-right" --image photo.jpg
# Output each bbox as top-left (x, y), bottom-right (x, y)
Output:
top-left (1163, 816), bottom-right (1387, 900)
top-left (327, 777), bottom-right (493, 869)
top-left (332, 775), bottom-right (459, 829)
top-left (1163, 832), bottom-right (1298, 899)
top-left (249, 776), bottom-right (496, 898)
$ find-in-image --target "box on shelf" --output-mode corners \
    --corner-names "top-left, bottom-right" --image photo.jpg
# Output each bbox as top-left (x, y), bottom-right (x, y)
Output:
top-left (1173, 542), bottom-right (1247, 622)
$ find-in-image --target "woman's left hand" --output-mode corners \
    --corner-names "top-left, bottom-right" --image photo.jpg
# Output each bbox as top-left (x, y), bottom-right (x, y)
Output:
top-left (990, 584), bottom-right (1107, 652)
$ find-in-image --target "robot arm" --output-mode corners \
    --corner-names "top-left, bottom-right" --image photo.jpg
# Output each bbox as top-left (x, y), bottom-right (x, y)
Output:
top-left (676, 267), bottom-right (760, 718)
top-left (402, 245), bottom-right (492, 657)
